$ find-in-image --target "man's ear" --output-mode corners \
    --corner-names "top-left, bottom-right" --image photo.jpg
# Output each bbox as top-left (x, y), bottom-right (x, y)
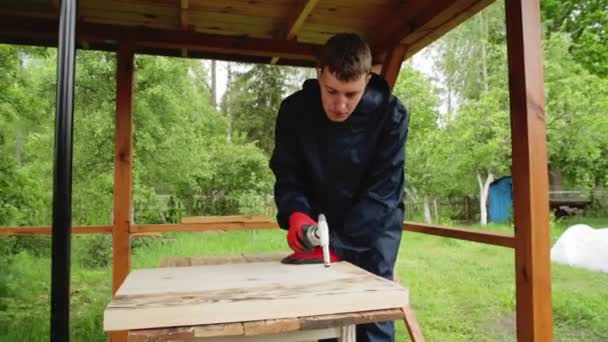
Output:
top-left (316, 67), bottom-right (322, 79)
top-left (366, 72), bottom-right (372, 84)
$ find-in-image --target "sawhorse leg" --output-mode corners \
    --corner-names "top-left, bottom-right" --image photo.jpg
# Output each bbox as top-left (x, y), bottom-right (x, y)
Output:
top-left (402, 305), bottom-right (424, 342)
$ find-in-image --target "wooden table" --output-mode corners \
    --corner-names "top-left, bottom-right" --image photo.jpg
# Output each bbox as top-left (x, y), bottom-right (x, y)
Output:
top-left (104, 253), bottom-right (417, 341)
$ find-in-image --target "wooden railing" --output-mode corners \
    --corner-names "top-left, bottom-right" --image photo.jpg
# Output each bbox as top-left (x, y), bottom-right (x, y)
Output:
top-left (0, 215), bottom-right (515, 248)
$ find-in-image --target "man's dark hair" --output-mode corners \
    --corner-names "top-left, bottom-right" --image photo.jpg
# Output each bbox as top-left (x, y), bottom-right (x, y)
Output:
top-left (318, 33), bottom-right (372, 81)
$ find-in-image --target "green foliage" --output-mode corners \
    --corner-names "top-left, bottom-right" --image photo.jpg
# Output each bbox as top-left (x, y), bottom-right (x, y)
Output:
top-left (544, 33), bottom-right (608, 190)
top-left (76, 235), bottom-right (112, 269)
top-left (226, 64), bottom-right (288, 155)
top-left (177, 140), bottom-right (273, 215)
top-left (542, 0), bottom-right (608, 77)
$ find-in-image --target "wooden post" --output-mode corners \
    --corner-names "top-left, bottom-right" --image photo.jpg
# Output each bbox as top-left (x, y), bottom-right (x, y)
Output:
top-left (112, 42), bottom-right (134, 342)
top-left (505, 0), bottom-right (553, 341)
top-left (380, 45), bottom-right (407, 90)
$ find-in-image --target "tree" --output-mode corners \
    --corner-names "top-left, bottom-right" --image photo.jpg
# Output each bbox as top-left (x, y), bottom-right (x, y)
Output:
top-left (393, 64), bottom-right (447, 222)
top-left (542, 0), bottom-right (608, 77)
top-left (225, 64), bottom-right (306, 155)
top-left (544, 33), bottom-right (608, 190)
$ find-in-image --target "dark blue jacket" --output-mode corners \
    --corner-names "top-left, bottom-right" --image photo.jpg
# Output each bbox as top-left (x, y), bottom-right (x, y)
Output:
top-left (270, 74), bottom-right (408, 255)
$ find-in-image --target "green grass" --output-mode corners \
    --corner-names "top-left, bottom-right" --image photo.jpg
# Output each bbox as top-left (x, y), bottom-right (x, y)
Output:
top-left (1, 218), bottom-right (607, 341)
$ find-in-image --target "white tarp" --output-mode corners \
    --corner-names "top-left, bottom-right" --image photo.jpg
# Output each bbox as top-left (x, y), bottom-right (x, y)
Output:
top-left (550, 224), bottom-right (608, 273)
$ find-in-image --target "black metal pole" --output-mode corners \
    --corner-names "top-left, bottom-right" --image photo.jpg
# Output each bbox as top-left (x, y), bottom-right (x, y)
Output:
top-left (51, 0), bottom-right (77, 341)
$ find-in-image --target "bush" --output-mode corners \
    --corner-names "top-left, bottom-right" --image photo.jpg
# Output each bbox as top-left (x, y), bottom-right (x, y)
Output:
top-left (76, 235), bottom-right (112, 269)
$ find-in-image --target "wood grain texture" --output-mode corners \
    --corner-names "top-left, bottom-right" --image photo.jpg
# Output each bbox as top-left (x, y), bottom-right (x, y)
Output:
top-left (505, 0), bottom-right (553, 341)
top-left (128, 309), bottom-right (401, 340)
top-left (0, 1), bottom-right (493, 67)
top-left (104, 261), bottom-right (409, 332)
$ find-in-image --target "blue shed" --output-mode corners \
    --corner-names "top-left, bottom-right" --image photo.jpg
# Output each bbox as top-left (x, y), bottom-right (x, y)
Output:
top-left (489, 176), bottom-right (512, 223)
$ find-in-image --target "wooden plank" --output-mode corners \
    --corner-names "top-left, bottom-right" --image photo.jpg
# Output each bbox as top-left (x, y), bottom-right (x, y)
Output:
top-left (299, 309), bottom-right (404, 330)
top-left (243, 318), bottom-right (301, 336)
top-left (182, 215), bottom-right (273, 224)
top-left (131, 222), bottom-right (278, 233)
top-left (189, 328), bottom-right (341, 342)
top-left (128, 326), bottom-right (195, 341)
top-left (104, 261), bottom-right (409, 331)
top-left (0, 225), bottom-right (112, 235)
top-left (127, 309), bottom-right (402, 340)
top-left (380, 45), bottom-right (407, 90)
top-left (505, 0), bottom-right (553, 341)
top-left (403, 222), bottom-right (516, 248)
top-left (194, 323), bottom-right (245, 338)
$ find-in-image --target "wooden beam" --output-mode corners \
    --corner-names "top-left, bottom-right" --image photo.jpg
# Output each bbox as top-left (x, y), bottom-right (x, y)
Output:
top-left (181, 215), bottom-right (274, 224)
top-left (179, 0), bottom-right (189, 30)
top-left (380, 45), bottom-right (407, 90)
top-left (270, 0), bottom-right (320, 65)
top-left (505, 0), bottom-right (553, 341)
top-left (111, 42), bottom-right (134, 342)
top-left (373, 0), bottom-right (495, 60)
top-left (112, 42), bottom-right (134, 294)
top-left (0, 225), bottom-right (112, 235)
top-left (285, 0), bottom-right (320, 40)
top-left (401, 0), bottom-right (495, 61)
top-left (0, 15), bottom-right (321, 63)
top-left (403, 222), bottom-right (515, 248)
top-left (131, 222), bottom-right (279, 234)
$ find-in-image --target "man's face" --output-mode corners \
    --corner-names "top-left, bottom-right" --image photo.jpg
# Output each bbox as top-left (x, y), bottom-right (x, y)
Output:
top-left (317, 68), bottom-right (370, 122)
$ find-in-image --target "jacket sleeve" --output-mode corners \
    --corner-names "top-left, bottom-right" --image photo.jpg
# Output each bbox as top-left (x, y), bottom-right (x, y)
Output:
top-left (340, 97), bottom-right (409, 247)
top-left (269, 99), bottom-right (313, 230)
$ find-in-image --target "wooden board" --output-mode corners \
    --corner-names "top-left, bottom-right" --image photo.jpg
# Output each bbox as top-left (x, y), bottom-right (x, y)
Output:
top-left (104, 261), bottom-right (409, 332)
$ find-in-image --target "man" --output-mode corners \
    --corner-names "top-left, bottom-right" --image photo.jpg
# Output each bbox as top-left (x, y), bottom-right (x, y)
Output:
top-left (269, 33), bottom-right (409, 342)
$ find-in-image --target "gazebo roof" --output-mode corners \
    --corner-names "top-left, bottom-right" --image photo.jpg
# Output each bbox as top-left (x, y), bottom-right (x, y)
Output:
top-left (0, 0), bottom-right (494, 66)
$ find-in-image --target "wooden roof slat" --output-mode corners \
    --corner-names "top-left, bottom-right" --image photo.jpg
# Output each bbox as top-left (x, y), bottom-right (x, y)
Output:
top-left (402, 0), bottom-right (495, 59)
top-left (285, 0), bottom-right (320, 40)
top-left (0, 0), bottom-right (496, 66)
top-left (0, 14), bottom-right (321, 63)
top-left (271, 0), bottom-right (320, 65)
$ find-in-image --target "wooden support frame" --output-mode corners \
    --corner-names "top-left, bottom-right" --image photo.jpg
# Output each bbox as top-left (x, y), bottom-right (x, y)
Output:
top-left (505, 0), bottom-right (553, 340)
top-left (380, 45), bottom-right (408, 90)
top-left (0, 220), bottom-right (515, 248)
top-left (112, 41), bottom-right (135, 342)
top-left (270, 0), bottom-right (320, 64)
top-left (0, 15), bottom-right (320, 64)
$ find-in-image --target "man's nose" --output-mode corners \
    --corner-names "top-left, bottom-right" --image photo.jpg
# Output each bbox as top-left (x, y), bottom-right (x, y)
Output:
top-left (335, 96), bottom-right (348, 112)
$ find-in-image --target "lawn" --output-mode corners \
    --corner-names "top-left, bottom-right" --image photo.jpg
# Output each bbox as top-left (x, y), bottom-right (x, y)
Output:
top-left (0, 217), bottom-right (606, 341)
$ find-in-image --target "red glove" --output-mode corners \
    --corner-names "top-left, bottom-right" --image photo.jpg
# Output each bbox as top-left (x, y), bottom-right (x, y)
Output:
top-left (281, 247), bottom-right (341, 265)
top-left (287, 211), bottom-right (317, 253)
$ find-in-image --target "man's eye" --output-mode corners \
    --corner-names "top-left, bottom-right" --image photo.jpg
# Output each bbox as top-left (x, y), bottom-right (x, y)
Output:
top-left (328, 90), bottom-right (337, 95)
